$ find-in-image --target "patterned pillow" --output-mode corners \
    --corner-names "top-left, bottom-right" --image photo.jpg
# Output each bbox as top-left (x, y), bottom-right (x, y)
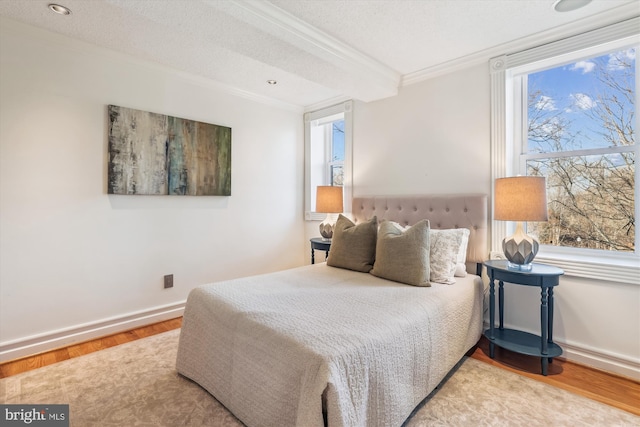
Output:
top-left (327, 214), bottom-right (377, 272)
top-left (430, 228), bottom-right (470, 284)
top-left (371, 220), bottom-right (431, 286)
top-left (430, 228), bottom-right (471, 277)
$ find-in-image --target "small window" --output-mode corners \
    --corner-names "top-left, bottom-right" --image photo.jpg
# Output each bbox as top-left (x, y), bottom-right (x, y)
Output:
top-left (305, 102), bottom-right (352, 220)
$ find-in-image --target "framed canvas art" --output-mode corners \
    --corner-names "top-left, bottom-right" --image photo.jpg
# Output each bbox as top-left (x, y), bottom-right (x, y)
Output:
top-left (107, 105), bottom-right (231, 196)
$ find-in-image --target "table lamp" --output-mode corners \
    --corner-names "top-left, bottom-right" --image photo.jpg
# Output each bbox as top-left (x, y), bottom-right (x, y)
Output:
top-left (494, 176), bottom-right (548, 271)
top-left (316, 186), bottom-right (343, 240)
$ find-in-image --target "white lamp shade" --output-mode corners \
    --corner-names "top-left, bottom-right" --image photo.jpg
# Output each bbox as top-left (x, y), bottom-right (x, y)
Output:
top-left (494, 176), bottom-right (548, 222)
top-left (316, 186), bottom-right (343, 213)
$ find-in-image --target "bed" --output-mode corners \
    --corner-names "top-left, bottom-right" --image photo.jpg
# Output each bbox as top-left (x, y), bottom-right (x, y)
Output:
top-left (176, 194), bottom-right (488, 427)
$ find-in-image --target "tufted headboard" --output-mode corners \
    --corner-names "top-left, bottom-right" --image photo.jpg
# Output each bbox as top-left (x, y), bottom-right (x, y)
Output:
top-left (352, 194), bottom-right (488, 275)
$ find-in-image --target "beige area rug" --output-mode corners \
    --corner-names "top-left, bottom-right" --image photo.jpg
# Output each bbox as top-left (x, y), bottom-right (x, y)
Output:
top-left (1, 329), bottom-right (638, 426)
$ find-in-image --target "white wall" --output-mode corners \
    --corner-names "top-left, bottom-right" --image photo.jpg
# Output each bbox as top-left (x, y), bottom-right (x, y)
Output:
top-left (303, 64), bottom-right (491, 257)
top-left (353, 64), bottom-right (490, 196)
top-left (0, 18), bottom-right (305, 360)
top-left (502, 275), bottom-right (640, 379)
top-left (351, 63), bottom-right (640, 379)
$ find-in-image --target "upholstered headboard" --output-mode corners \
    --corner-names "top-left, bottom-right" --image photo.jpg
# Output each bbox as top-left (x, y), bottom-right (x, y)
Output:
top-left (352, 194), bottom-right (488, 274)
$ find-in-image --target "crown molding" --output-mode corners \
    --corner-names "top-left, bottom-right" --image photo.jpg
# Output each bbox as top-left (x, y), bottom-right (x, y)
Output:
top-left (402, 2), bottom-right (640, 87)
top-left (225, 0), bottom-right (400, 94)
top-left (506, 16), bottom-right (640, 69)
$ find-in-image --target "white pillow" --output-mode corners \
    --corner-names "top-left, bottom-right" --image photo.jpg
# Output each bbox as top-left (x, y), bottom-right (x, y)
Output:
top-left (384, 223), bottom-right (470, 284)
top-left (431, 228), bottom-right (471, 277)
top-left (429, 228), bottom-right (470, 284)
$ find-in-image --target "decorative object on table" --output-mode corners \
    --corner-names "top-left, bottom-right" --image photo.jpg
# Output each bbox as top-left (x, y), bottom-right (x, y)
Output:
top-left (316, 186), bottom-right (343, 239)
top-left (108, 105), bottom-right (231, 196)
top-left (494, 176), bottom-right (548, 270)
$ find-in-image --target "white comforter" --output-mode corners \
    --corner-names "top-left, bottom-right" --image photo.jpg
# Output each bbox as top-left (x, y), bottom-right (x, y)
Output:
top-left (176, 263), bottom-right (484, 427)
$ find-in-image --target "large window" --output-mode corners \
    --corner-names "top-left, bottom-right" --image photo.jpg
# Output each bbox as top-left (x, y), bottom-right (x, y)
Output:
top-left (304, 101), bottom-right (352, 220)
top-left (511, 46), bottom-right (636, 253)
top-left (491, 18), bottom-right (639, 282)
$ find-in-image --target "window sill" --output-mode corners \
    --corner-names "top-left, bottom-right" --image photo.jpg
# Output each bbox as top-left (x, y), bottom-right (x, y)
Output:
top-left (534, 248), bottom-right (639, 285)
top-left (305, 212), bottom-right (327, 221)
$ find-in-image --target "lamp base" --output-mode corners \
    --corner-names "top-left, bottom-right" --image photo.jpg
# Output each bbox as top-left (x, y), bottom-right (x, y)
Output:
top-left (318, 223), bottom-right (333, 240)
top-left (506, 261), bottom-right (533, 271)
top-left (502, 221), bottom-right (539, 269)
top-left (319, 213), bottom-right (339, 239)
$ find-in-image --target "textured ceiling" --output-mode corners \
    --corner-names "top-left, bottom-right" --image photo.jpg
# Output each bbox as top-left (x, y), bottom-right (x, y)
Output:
top-left (0, 0), bottom-right (638, 109)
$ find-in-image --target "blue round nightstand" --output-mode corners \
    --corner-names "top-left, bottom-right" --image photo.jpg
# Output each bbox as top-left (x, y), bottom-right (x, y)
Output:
top-left (484, 259), bottom-right (564, 376)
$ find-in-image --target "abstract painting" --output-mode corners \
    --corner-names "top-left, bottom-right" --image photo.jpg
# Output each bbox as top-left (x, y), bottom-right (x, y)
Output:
top-left (107, 105), bottom-right (231, 196)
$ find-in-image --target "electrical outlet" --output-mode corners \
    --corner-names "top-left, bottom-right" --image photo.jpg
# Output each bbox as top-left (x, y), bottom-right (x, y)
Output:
top-left (164, 274), bottom-right (173, 289)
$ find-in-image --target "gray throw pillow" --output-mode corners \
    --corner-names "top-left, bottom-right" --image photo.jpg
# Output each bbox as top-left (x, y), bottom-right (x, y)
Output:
top-left (327, 214), bottom-right (377, 272)
top-left (371, 220), bottom-right (431, 286)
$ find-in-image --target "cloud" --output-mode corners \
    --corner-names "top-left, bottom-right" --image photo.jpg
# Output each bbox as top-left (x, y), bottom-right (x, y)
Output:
top-left (607, 48), bottom-right (636, 71)
top-left (570, 93), bottom-right (596, 110)
top-left (535, 95), bottom-right (557, 111)
top-left (570, 60), bottom-right (595, 74)
top-left (541, 117), bottom-right (563, 135)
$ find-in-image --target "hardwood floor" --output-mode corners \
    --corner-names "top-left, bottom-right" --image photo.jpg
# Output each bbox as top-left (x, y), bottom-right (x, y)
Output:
top-left (469, 337), bottom-right (640, 417)
top-left (1, 317), bottom-right (638, 417)
top-left (0, 318), bottom-right (182, 379)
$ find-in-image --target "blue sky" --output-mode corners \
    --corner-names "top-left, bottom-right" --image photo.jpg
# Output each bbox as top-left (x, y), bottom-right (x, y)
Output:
top-left (527, 48), bottom-right (636, 152)
top-left (332, 120), bottom-right (345, 161)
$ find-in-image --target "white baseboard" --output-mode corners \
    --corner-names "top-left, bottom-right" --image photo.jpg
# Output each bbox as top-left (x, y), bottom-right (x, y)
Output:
top-left (0, 301), bottom-right (186, 363)
top-left (482, 321), bottom-right (640, 381)
top-left (560, 341), bottom-right (640, 381)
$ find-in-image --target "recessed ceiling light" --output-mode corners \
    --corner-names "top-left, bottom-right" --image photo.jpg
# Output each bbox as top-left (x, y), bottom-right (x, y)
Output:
top-left (48, 4), bottom-right (72, 16)
top-left (267, 80), bottom-right (277, 85)
top-left (552, 0), bottom-right (592, 12)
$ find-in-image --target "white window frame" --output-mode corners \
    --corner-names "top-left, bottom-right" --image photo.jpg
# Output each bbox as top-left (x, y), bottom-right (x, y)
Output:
top-left (304, 101), bottom-right (353, 221)
top-left (490, 18), bottom-right (640, 283)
